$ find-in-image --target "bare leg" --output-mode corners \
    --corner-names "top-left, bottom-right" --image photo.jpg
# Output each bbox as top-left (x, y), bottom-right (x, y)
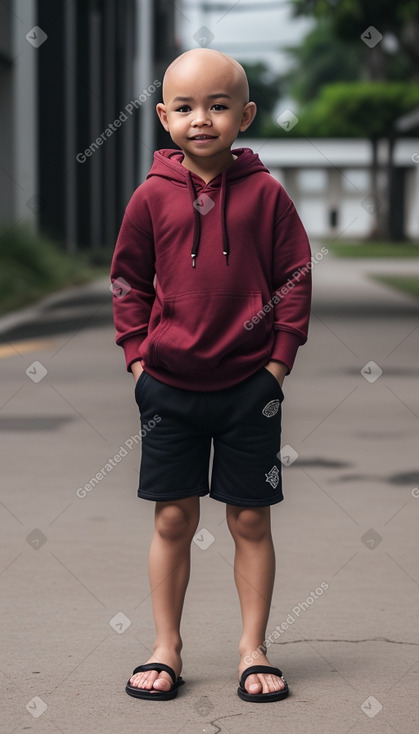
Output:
top-left (129, 496), bottom-right (200, 692)
top-left (227, 505), bottom-right (286, 695)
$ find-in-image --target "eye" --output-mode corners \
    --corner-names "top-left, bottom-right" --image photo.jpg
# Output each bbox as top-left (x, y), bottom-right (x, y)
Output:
top-left (176, 105), bottom-right (191, 113)
top-left (211, 104), bottom-right (227, 111)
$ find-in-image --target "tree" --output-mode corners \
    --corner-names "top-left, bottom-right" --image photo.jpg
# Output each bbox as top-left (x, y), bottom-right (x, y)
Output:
top-left (283, 1), bottom-right (419, 239)
top-left (291, 0), bottom-right (419, 81)
top-left (238, 62), bottom-right (282, 137)
top-left (283, 18), bottom-right (363, 105)
top-left (297, 83), bottom-right (419, 138)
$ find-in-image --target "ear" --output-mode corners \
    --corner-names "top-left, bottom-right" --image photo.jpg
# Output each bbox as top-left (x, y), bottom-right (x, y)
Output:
top-left (156, 103), bottom-right (169, 131)
top-left (239, 101), bottom-right (257, 132)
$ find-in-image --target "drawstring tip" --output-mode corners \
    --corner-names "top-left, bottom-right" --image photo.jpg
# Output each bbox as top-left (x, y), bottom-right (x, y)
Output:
top-left (191, 255), bottom-right (196, 268)
top-left (223, 251), bottom-right (229, 266)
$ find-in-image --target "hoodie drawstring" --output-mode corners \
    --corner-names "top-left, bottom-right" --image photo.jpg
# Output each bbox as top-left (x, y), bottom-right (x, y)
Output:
top-left (186, 173), bottom-right (201, 268)
top-left (220, 170), bottom-right (229, 266)
top-left (186, 170), bottom-right (229, 268)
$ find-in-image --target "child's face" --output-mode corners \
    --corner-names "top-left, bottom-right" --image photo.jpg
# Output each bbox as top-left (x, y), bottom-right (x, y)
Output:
top-left (156, 54), bottom-right (256, 163)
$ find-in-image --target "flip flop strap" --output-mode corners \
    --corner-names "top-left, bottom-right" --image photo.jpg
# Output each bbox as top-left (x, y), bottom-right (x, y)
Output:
top-left (131, 662), bottom-right (176, 685)
top-left (239, 665), bottom-right (284, 686)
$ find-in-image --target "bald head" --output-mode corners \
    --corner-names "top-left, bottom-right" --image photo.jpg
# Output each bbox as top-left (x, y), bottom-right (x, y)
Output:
top-left (162, 49), bottom-right (250, 107)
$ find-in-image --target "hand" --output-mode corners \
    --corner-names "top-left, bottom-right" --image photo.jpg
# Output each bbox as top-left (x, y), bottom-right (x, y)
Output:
top-left (131, 360), bottom-right (144, 383)
top-left (264, 360), bottom-right (287, 388)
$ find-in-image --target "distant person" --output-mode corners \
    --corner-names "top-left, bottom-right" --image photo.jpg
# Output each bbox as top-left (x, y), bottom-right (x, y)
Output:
top-left (111, 48), bottom-right (311, 702)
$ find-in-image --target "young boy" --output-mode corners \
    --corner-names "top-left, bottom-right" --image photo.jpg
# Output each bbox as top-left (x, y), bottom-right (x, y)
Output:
top-left (111, 48), bottom-right (311, 702)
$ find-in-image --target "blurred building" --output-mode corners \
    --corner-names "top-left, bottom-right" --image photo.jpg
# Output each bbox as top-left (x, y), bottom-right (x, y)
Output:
top-left (0, 0), bottom-right (178, 251)
top-left (240, 138), bottom-right (419, 242)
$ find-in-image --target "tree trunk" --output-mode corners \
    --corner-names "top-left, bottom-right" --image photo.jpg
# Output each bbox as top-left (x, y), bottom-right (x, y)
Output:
top-left (368, 137), bottom-right (380, 240)
top-left (387, 135), bottom-right (406, 241)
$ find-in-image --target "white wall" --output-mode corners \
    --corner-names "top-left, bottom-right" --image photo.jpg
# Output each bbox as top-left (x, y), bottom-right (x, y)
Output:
top-left (239, 138), bottom-right (419, 241)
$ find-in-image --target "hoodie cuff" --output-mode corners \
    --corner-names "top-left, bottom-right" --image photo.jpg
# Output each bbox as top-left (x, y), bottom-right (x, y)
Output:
top-left (270, 330), bottom-right (304, 374)
top-left (120, 334), bottom-right (147, 372)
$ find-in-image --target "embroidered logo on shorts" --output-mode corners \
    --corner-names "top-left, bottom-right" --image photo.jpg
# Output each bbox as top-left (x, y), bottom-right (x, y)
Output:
top-left (265, 465), bottom-right (280, 489)
top-left (262, 399), bottom-right (280, 418)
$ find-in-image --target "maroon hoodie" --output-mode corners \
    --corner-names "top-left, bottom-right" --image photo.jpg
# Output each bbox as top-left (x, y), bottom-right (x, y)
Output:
top-left (111, 148), bottom-right (311, 391)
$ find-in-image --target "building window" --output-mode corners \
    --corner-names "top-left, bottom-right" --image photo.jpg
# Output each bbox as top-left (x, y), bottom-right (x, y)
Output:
top-left (342, 169), bottom-right (371, 193)
top-left (296, 169), bottom-right (327, 193)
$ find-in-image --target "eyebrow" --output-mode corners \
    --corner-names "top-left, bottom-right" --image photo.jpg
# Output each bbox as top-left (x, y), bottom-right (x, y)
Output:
top-left (172, 93), bottom-right (232, 102)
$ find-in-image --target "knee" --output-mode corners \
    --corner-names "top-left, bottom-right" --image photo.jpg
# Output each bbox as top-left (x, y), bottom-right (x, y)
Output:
top-left (155, 502), bottom-right (197, 543)
top-left (227, 507), bottom-right (270, 543)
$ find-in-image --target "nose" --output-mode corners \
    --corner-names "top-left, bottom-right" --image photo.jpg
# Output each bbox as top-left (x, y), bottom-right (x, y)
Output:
top-left (191, 109), bottom-right (212, 127)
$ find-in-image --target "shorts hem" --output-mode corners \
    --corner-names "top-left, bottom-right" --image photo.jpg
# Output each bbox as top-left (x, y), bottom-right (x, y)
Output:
top-left (137, 486), bottom-right (209, 502)
top-left (209, 491), bottom-right (284, 507)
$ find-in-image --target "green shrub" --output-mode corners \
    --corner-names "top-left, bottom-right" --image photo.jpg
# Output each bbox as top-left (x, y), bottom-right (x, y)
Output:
top-left (0, 225), bottom-right (94, 315)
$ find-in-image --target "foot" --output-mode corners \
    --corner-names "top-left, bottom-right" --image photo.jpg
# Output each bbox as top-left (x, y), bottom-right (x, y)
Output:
top-left (238, 651), bottom-right (286, 695)
top-left (129, 648), bottom-right (182, 693)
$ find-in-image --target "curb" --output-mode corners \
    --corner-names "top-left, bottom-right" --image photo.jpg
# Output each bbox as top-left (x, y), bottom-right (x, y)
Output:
top-left (0, 277), bottom-right (110, 338)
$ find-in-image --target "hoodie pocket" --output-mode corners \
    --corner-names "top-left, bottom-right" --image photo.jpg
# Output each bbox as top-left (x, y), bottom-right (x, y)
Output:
top-left (144, 290), bottom-right (268, 374)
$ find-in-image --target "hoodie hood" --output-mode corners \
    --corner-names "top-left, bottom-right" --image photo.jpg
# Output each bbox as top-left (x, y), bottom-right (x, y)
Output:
top-left (146, 148), bottom-right (269, 267)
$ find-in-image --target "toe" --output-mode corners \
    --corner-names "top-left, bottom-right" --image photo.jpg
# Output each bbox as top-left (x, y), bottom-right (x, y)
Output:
top-left (262, 673), bottom-right (286, 693)
top-left (152, 673), bottom-right (173, 691)
top-left (242, 671), bottom-right (286, 695)
top-left (273, 674), bottom-right (286, 692)
top-left (264, 673), bottom-right (286, 693)
top-left (130, 670), bottom-right (158, 689)
top-left (245, 673), bottom-right (263, 694)
top-left (129, 669), bottom-right (174, 692)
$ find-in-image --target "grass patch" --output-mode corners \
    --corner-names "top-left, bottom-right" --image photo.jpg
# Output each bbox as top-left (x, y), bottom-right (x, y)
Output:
top-left (0, 225), bottom-right (107, 316)
top-left (327, 241), bottom-right (419, 258)
top-left (371, 275), bottom-right (419, 301)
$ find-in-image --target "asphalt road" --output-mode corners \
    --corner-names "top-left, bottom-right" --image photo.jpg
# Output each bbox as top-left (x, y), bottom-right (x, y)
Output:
top-left (1, 255), bottom-right (418, 734)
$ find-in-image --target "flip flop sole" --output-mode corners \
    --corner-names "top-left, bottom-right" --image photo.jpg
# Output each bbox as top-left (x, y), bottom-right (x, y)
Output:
top-left (237, 685), bottom-right (289, 702)
top-left (125, 681), bottom-right (183, 700)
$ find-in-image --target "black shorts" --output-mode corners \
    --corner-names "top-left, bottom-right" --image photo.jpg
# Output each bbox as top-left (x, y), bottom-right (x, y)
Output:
top-left (134, 367), bottom-right (285, 507)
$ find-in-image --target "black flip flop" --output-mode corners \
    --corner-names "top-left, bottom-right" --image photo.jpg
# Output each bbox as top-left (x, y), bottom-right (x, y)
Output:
top-left (125, 662), bottom-right (185, 700)
top-left (237, 665), bottom-right (289, 702)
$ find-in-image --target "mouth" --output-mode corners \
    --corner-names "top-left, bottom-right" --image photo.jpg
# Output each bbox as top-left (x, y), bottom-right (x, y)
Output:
top-left (189, 135), bottom-right (217, 140)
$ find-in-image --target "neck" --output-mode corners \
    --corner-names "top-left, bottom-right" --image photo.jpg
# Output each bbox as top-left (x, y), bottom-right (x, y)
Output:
top-left (181, 150), bottom-right (237, 184)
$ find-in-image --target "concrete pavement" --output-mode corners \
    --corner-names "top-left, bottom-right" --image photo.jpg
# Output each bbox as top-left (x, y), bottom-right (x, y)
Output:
top-left (1, 253), bottom-right (418, 733)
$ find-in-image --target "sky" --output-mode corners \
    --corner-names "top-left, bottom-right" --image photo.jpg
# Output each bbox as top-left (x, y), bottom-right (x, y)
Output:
top-left (176, 0), bottom-right (313, 75)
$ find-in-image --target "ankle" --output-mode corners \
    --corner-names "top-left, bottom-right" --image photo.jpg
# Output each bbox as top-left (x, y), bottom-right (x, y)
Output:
top-left (153, 637), bottom-right (183, 655)
top-left (239, 640), bottom-right (267, 658)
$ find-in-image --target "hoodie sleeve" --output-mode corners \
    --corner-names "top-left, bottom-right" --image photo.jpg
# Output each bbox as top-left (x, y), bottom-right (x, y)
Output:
top-left (270, 192), bottom-right (312, 373)
top-left (110, 189), bottom-right (155, 371)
